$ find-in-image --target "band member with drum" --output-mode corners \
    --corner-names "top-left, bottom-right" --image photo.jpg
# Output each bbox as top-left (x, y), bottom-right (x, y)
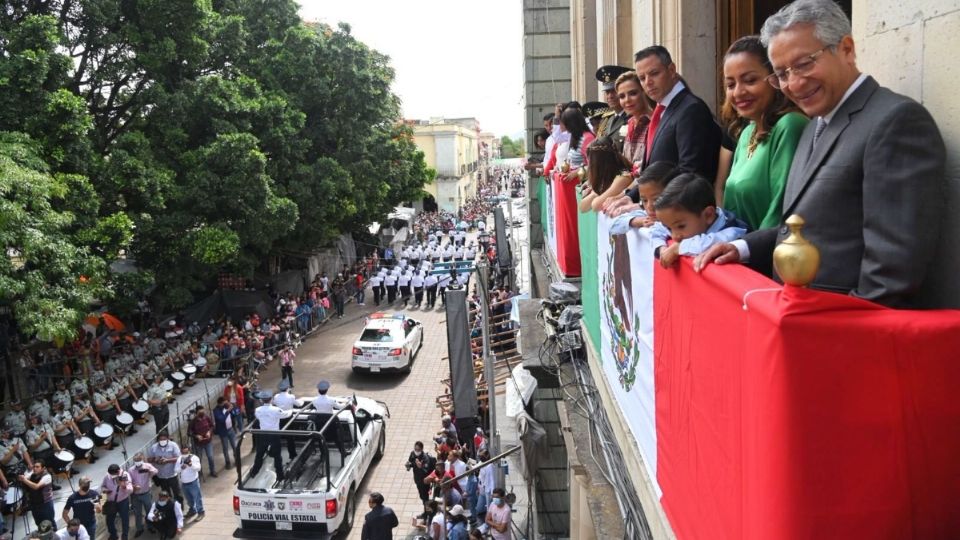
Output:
top-left (20, 460), bottom-right (54, 528)
top-left (26, 413), bottom-right (69, 480)
top-left (93, 381), bottom-right (121, 428)
top-left (145, 374), bottom-right (170, 435)
top-left (4, 400), bottom-right (28, 441)
top-left (128, 453), bottom-right (158, 538)
top-left (0, 425), bottom-right (32, 476)
top-left (62, 475), bottom-right (100, 539)
top-left (52, 379), bottom-right (73, 411)
top-left (149, 432), bottom-right (184, 506)
top-left (70, 378), bottom-right (88, 400)
top-left (51, 401), bottom-right (83, 459)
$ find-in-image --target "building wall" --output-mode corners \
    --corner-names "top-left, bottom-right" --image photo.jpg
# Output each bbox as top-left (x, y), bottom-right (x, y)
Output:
top-left (523, 0), bottom-right (573, 151)
top-left (413, 122), bottom-right (480, 212)
top-left (570, 0), bottom-right (598, 102)
top-left (853, 0), bottom-right (960, 308)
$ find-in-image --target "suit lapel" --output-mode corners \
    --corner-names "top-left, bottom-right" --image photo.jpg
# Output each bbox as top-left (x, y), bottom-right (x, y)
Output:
top-left (782, 77), bottom-right (879, 214)
top-left (650, 88), bottom-right (687, 152)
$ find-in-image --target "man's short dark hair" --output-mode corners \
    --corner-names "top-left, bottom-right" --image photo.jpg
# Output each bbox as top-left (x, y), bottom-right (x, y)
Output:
top-left (414, 441), bottom-right (424, 450)
top-left (68, 518), bottom-right (80, 528)
top-left (369, 492), bottom-right (384, 505)
top-left (637, 161), bottom-right (680, 188)
top-left (493, 487), bottom-right (506, 497)
top-left (542, 112), bottom-right (555, 122)
top-left (654, 172), bottom-right (715, 214)
top-left (634, 45), bottom-right (673, 67)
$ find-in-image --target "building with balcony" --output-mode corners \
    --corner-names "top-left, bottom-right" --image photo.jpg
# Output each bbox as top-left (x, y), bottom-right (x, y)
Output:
top-left (411, 118), bottom-right (481, 213)
top-left (520, 1), bottom-right (960, 539)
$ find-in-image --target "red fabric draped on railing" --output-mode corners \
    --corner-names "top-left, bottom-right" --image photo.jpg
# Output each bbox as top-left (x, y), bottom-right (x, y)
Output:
top-left (653, 259), bottom-right (960, 539)
top-left (550, 170), bottom-right (581, 276)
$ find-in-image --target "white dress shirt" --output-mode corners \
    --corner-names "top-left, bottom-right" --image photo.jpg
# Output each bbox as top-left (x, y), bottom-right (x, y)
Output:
top-left (255, 404), bottom-right (283, 430)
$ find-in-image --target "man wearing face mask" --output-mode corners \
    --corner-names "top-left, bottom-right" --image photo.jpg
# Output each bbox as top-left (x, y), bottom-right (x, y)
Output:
top-left (127, 453), bottom-right (158, 538)
top-left (404, 441), bottom-right (436, 503)
top-left (55, 518), bottom-right (91, 540)
top-left (100, 463), bottom-right (133, 540)
top-left (148, 432), bottom-right (183, 507)
top-left (176, 445), bottom-right (204, 520)
top-left (62, 476), bottom-right (100, 539)
top-left (485, 487), bottom-right (512, 540)
top-left (147, 491), bottom-right (183, 539)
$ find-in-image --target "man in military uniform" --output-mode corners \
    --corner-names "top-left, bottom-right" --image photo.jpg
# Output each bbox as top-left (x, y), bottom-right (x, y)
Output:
top-left (53, 379), bottom-right (73, 412)
top-left (70, 378), bottom-right (88, 399)
top-left (582, 101), bottom-right (610, 133)
top-left (145, 374), bottom-right (170, 435)
top-left (249, 391), bottom-right (284, 481)
top-left (0, 425), bottom-right (32, 475)
top-left (51, 401), bottom-right (81, 450)
top-left (25, 413), bottom-right (66, 479)
top-left (71, 393), bottom-right (100, 462)
top-left (5, 400), bottom-right (27, 440)
top-left (28, 396), bottom-right (53, 424)
top-left (93, 380), bottom-right (120, 427)
top-left (595, 65), bottom-right (633, 151)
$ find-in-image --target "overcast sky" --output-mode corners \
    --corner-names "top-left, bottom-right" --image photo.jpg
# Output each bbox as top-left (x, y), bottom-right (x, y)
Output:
top-left (298, 0), bottom-right (525, 138)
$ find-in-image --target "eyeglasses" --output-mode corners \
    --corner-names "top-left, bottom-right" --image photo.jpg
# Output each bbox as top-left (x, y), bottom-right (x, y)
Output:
top-left (766, 46), bottom-right (832, 89)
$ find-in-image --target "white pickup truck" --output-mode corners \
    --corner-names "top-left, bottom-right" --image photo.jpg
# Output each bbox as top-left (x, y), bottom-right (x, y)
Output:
top-left (232, 396), bottom-right (389, 539)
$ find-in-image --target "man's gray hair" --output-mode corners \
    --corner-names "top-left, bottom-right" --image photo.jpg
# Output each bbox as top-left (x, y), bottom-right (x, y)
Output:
top-left (760, 0), bottom-right (851, 47)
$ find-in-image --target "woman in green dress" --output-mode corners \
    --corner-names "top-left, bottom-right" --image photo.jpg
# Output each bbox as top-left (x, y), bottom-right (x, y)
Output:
top-left (718, 35), bottom-right (808, 231)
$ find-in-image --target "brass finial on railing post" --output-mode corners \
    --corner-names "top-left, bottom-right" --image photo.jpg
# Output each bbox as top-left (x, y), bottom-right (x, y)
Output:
top-left (773, 214), bottom-right (820, 287)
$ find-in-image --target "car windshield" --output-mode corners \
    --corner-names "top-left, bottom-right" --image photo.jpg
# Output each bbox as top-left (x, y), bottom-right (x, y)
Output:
top-left (360, 328), bottom-right (397, 342)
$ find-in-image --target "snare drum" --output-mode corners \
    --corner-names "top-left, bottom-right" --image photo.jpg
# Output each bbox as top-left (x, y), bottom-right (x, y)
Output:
top-left (167, 371), bottom-right (186, 389)
top-left (182, 363), bottom-right (197, 378)
top-left (55, 431), bottom-right (76, 450)
top-left (114, 412), bottom-right (134, 433)
top-left (131, 399), bottom-right (149, 421)
top-left (195, 357), bottom-right (208, 370)
top-left (2, 486), bottom-right (22, 513)
top-left (93, 423), bottom-right (114, 447)
top-left (52, 449), bottom-right (75, 472)
top-left (73, 436), bottom-right (94, 460)
top-left (161, 380), bottom-right (174, 393)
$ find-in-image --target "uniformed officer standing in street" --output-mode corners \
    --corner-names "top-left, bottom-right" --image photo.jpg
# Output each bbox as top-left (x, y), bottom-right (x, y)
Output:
top-left (249, 391), bottom-right (284, 481)
top-left (145, 374), bottom-right (170, 435)
top-left (369, 272), bottom-right (383, 306)
top-left (273, 381), bottom-right (296, 411)
top-left (411, 271), bottom-right (425, 308)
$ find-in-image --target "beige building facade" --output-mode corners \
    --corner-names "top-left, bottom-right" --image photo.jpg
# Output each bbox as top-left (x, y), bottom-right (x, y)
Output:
top-left (545, 1), bottom-right (960, 538)
top-left (412, 119), bottom-right (481, 213)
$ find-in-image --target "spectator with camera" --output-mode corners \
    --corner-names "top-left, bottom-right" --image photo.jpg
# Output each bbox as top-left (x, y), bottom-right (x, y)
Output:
top-left (99, 463), bottom-right (133, 540)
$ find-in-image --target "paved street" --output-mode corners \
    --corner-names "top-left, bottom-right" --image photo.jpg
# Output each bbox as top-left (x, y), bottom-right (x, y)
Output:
top-left (183, 296), bottom-right (453, 540)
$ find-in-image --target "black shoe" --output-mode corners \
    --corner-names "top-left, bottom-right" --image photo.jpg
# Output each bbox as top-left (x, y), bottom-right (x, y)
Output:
top-left (209, 472), bottom-right (218, 478)
top-left (184, 509), bottom-right (197, 519)
top-left (134, 531), bottom-right (144, 538)
top-left (225, 462), bottom-right (233, 469)
top-left (69, 468), bottom-right (80, 475)
top-left (52, 484), bottom-right (62, 491)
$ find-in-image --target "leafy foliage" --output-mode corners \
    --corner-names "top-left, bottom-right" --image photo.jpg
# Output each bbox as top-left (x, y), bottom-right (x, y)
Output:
top-left (0, 1), bottom-right (432, 338)
top-left (500, 135), bottom-right (524, 158)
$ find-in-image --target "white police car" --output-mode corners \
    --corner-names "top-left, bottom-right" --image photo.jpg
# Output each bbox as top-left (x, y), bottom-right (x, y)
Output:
top-left (351, 313), bottom-right (423, 374)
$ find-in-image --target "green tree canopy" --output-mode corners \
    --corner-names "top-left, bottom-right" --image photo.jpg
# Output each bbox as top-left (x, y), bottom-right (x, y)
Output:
top-left (0, 1), bottom-right (433, 339)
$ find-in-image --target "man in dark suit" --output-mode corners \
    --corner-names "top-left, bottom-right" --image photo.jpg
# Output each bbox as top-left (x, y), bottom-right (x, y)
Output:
top-left (361, 491), bottom-right (398, 540)
top-left (695, 0), bottom-right (945, 308)
top-left (634, 46), bottom-right (722, 179)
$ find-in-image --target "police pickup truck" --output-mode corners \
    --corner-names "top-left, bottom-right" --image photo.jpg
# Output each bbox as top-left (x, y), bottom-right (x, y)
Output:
top-left (232, 396), bottom-right (389, 538)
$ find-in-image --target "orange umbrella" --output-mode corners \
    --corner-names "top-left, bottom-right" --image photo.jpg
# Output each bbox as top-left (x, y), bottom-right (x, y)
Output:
top-left (101, 312), bottom-right (126, 332)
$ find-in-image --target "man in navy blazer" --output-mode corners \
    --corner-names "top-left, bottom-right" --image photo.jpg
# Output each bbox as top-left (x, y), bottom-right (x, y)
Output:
top-left (695, 0), bottom-right (945, 308)
top-left (622, 45), bottom-right (721, 205)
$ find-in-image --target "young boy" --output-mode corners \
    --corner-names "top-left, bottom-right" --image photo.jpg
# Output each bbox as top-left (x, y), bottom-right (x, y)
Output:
top-left (608, 161), bottom-right (679, 234)
top-left (650, 173), bottom-right (749, 268)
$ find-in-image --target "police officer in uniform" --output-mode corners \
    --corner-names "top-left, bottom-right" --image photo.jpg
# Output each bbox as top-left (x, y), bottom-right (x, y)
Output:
top-left (145, 374), bottom-right (170, 435)
top-left (25, 413), bottom-right (67, 480)
top-left (384, 271), bottom-right (398, 304)
top-left (70, 378), bottom-right (88, 400)
top-left (594, 65), bottom-right (632, 151)
top-left (272, 381), bottom-right (296, 412)
top-left (249, 391), bottom-right (284, 481)
top-left (310, 381), bottom-right (343, 414)
top-left (411, 271), bottom-right (425, 308)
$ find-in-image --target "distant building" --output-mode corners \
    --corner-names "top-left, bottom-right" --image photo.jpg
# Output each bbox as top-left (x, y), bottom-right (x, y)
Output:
top-left (411, 118), bottom-right (481, 213)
